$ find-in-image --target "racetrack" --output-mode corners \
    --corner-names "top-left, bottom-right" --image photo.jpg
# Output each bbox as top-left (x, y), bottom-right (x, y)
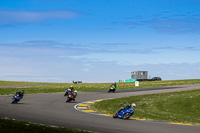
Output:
top-left (0, 84), bottom-right (200, 133)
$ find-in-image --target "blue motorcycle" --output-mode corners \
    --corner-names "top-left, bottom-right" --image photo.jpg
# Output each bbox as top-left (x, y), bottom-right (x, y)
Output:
top-left (113, 108), bottom-right (134, 119)
top-left (11, 94), bottom-right (21, 104)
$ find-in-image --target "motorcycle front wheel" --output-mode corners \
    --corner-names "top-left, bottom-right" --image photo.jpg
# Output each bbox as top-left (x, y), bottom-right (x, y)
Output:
top-left (66, 98), bottom-right (71, 102)
top-left (113, 113), bottom-right (118, 118)
top-left (123, 113), bottom-right (131, 119)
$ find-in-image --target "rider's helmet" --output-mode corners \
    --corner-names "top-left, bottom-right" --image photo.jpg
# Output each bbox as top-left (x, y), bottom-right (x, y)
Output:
top-left (21, 90), bottom-right (24, 94)
top-left (70, 85), bottom-right (74, 91)
top-left (131, 103), bottom-right (136, 108)
top-left (74, 90), bottom-right (77, 95)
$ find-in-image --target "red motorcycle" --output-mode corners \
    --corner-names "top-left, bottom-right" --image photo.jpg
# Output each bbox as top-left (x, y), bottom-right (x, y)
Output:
top-left (66, 90), bottom-right (77, 102)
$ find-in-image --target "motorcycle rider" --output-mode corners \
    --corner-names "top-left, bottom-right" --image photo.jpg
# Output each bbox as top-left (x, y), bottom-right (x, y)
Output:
top-left (110, 82), bottom-right (117, 89)
top-left (15, 90), bottom-right (24, 99)
top-left (71, 90), bottom-right (78, 101)
top-left (117, 103), bottom-right (136, 114)
top-left (64, 85), bottom-right (77, 102)
top-left (64, 85), bottom-right (74, 96)
top-left (14, 90), bottom-right (24, 102)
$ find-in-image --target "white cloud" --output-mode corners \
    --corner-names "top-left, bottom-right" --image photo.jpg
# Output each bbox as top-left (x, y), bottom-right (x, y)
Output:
top-left (1, 41), bottom-right (200, 82)
top-left (82, 68), bottom-right (90, 72)
top-left (0, 10), bottom-right (80, 25)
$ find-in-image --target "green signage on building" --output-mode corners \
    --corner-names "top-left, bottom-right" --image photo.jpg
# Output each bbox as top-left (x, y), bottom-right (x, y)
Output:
top-left (119, 79), bottom-right (137, 83)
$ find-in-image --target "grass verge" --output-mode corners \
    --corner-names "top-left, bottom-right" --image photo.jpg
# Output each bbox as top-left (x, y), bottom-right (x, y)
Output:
top-left (0, 81), bottom-right (54, 86)
top-left (0, 118), bottom-right (94, 133)
top-left (90, 89), bottom-right (200, 125)
top-left (0, 79), bottom-right (200, 95)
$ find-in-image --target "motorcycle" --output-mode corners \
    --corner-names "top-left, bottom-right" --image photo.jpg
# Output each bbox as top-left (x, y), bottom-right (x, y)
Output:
top-left (66, 90), bottom-right (77, 102)
top-left (113, 108), bottom-right (134, 119)
top-left (11, 94), bottom-right (21, 104)
top-left (108, 86), bottom-right (116, 93)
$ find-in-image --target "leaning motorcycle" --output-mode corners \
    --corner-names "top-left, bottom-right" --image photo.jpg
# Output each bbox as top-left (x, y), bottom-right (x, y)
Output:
top-left (66, 90), bottom-right (77, 102)
top-left (113, 108), bottom-right (134, 119)
top-left (11, 94), bottom-right (21, 104)
top-left (108, 86), bottom-right (116, 93)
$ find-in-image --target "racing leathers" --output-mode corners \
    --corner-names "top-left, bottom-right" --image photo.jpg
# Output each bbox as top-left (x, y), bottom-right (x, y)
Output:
top-left (15, 91), bottom-right (24, 99)
top-left (110, 83), bottom-right (117, 90)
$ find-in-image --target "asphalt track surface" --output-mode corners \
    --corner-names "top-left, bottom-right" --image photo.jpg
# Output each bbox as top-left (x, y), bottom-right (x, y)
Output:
top-left (0, 84), bottom-right (200, 133)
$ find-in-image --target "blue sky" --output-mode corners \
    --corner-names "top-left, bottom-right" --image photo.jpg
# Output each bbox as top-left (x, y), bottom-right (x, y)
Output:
top-left (0, 0), bottom-right (200, 82)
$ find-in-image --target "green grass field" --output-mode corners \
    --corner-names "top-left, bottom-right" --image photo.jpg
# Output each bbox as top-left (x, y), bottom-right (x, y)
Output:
top-left (0, 118), bottom-right (93, 133)
top-left (1, 79), bottom-right (200, 95)
top-left (0, 81), bottom-right (54, 86)
top-left (90, 89), bottom-right (200, 125)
